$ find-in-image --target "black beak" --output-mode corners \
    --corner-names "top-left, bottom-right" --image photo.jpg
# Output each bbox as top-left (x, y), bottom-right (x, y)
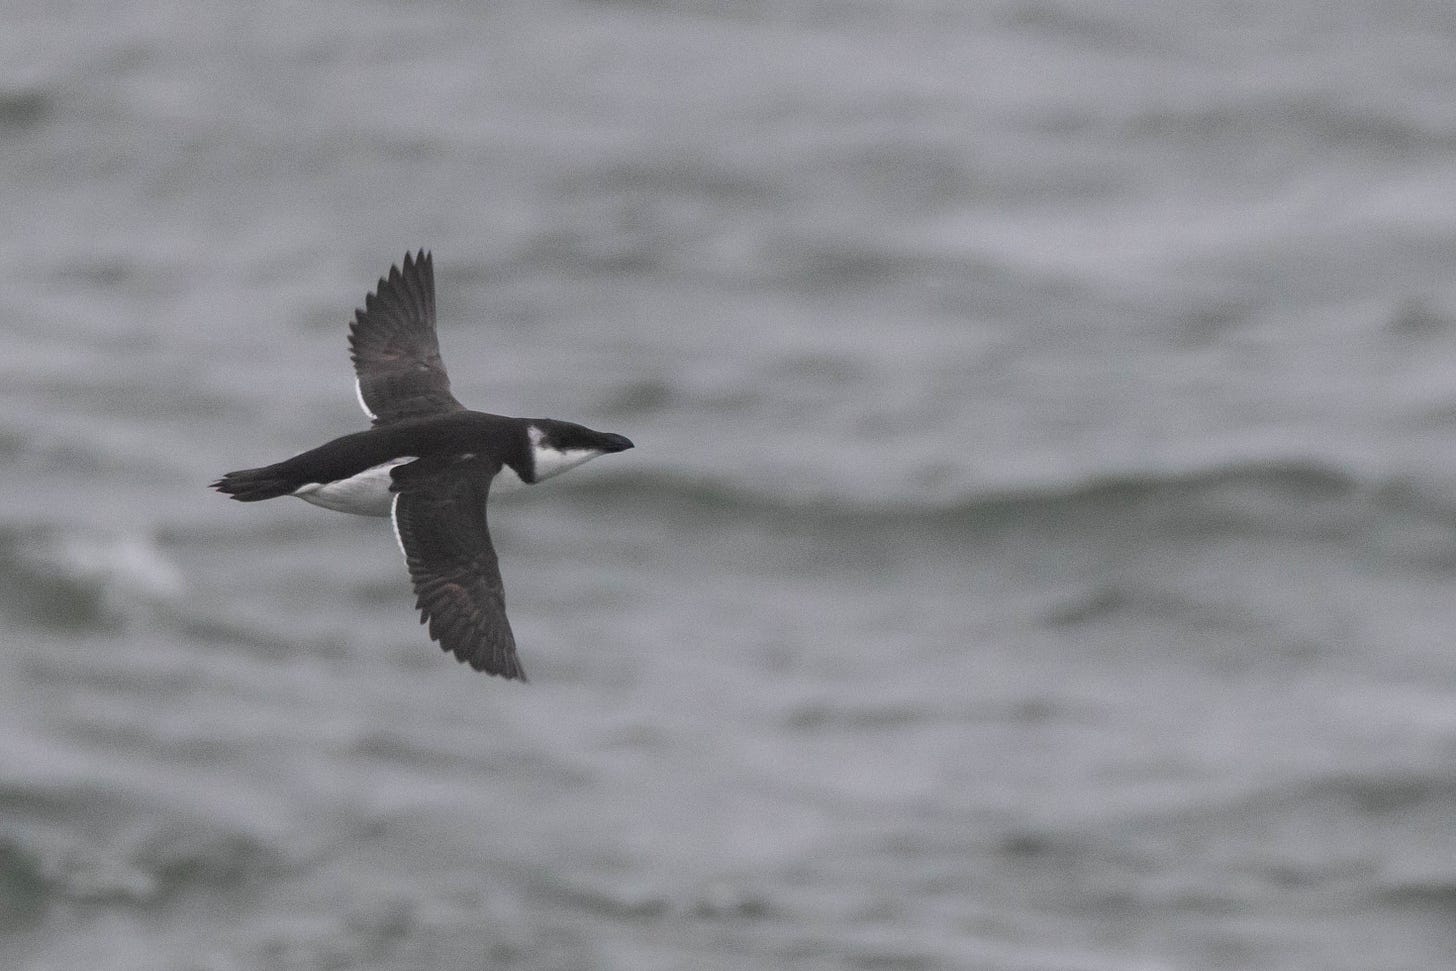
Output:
top-left (599, 433), bottom-right (634, 453)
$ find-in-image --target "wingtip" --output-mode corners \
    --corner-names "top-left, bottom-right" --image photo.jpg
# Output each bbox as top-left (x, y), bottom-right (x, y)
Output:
top-left (487, 658), bottom-right (529, 683)
top-left (469, 655), bottom-right (528, 682)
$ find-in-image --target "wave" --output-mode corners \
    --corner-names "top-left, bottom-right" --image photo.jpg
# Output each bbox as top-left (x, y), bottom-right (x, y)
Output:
top-left (1377, 875), bottom-right (1456, 911)
top-left (0, 525), bottom-right (183, 633)
top-left (0, 85), bottom-right (52, 133)
top-left (989, 766), bottom-right (1456, 907)
top-left (0, 836), bottom-right (46, 927)
top-left (1126, 93), bottom-right (1456, 155)
top-left (555, 454), bottom-right (1451, 541)
top-left (8, 453), bottom-right (1452, 639)
top-left (0, 775), bottom-right (287, 914)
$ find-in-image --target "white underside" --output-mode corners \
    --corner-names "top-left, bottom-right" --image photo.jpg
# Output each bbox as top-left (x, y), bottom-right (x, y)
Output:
top-left (293, 457), bottom-right (415, 517)
top-left (492, 464), bottom-right (529, 495)
top-left (292, 432), bottom-right (603, 519)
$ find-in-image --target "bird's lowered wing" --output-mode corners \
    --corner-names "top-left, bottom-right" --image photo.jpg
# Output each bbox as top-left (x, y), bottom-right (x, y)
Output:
top-left (389, 456), bottom-right (525, 680)
top-left (349, 250), bottom-right (466, 425)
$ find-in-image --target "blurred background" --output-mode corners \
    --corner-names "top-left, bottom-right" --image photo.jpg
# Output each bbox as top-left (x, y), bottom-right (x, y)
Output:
top-left (4, 1), bottom-right (1456, 968)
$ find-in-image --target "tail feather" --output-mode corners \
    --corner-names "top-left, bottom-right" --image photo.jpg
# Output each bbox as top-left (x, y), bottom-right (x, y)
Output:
top-left (211, 465), bottom-right (297, 502)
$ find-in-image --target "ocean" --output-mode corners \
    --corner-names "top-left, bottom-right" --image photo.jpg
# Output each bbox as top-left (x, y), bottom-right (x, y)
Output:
top-left (3, 1), bottom-right (1456, 968)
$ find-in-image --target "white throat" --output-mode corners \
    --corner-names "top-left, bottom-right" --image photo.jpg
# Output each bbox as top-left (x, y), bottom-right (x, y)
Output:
top-left (528, 424), bottom-right (601, 483)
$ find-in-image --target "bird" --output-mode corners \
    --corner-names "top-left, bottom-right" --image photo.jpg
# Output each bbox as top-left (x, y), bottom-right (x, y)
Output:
top-left (211, 250), bottom-right (634, 680)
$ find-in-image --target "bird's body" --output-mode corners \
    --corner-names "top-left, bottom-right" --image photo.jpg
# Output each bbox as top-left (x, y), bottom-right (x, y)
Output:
top-left (212, 251), bottom-right (633, 680)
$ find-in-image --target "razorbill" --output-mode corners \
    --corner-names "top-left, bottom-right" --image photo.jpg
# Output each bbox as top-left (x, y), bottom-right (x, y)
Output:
top-left (211, 250), bottom-right (634, 680)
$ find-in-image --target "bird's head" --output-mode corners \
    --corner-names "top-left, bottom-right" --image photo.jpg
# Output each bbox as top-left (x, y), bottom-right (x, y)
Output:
top-left (523, 420), bottom-right (634, 483)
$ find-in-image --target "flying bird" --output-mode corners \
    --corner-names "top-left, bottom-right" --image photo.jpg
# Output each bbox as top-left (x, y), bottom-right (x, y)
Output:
top-left (212, 250), bottom-right (634, 680)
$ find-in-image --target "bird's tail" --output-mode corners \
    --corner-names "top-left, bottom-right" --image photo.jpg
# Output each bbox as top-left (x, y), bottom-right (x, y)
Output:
top-left (211, 463), bottom-right (297, 502)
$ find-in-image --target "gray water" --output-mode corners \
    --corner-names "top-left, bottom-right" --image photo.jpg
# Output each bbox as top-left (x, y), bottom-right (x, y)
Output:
top-left (4, 1), bottom-right (1456, 968)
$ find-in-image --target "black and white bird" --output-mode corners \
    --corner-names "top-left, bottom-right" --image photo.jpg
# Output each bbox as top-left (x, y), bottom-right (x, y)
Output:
top-left (212, 250), bottom-right (634, 680)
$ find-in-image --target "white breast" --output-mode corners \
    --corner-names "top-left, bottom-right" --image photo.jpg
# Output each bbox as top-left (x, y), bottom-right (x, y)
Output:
top-left (292, 457), bottom-right (416, 517)
top-left (492, 464), bottom-right (530, 496)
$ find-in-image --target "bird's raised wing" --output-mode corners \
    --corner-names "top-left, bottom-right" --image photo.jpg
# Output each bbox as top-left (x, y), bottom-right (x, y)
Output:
top-left (389, 456), bottom-right (524, 680)
top-left (349, 250), bottom-right (466, 425)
